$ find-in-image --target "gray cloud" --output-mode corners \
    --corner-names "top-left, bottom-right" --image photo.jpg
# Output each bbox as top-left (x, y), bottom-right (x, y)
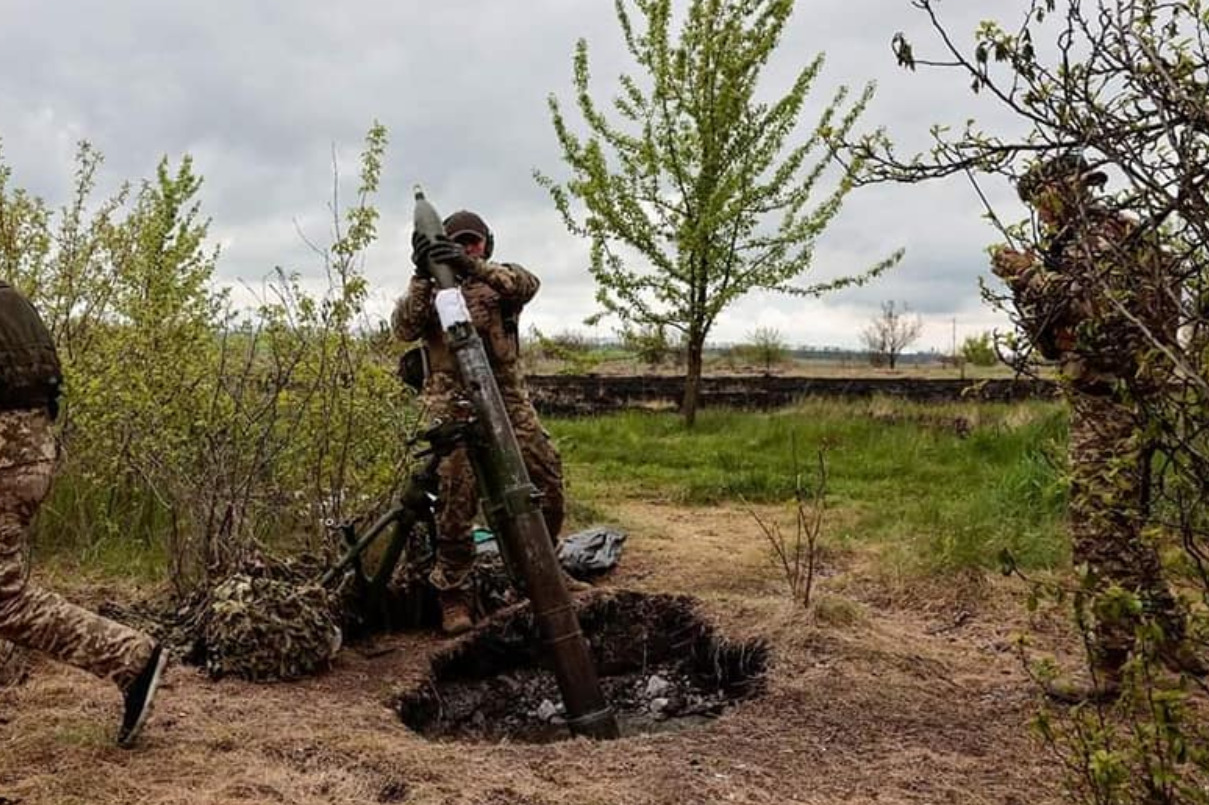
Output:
top-left (1, 0), bottom-right (1026, 349)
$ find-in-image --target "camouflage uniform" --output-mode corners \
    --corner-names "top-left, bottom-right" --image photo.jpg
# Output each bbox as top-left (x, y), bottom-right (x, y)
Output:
top-left (392, 260), bottom-right (564, 593)
top-left (995, 187), bottom-right (1184, 674)
top-left (0, 412), bottom-right (155, 690)
top-left (0, 280), bottom-right (156, 691)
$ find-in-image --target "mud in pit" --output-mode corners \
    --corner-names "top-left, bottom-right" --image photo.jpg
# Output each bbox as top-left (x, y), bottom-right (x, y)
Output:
top-left (395, 590), bottom-right (768, 743)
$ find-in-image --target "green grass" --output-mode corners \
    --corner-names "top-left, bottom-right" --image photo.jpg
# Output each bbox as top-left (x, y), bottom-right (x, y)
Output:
top-left (34, 472), bottom-right (173, 584)
top-left (549, 398), bottom-right (1069, 574)
top-left (31, 398), bottom-right (1070, 583)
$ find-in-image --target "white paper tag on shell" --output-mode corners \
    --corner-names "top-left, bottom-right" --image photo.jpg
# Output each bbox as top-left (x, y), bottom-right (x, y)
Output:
top-left (435, 288), bottom-right (471, 329)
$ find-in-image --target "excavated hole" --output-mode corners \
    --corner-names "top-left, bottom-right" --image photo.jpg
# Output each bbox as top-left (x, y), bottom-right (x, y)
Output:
top-left (395, 590), bottom-right (769, 743)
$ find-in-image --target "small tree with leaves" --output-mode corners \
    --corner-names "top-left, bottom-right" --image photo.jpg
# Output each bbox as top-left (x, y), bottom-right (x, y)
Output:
top-left (743, 325), bottom-right (789, 373)
top-left (536, 0), bottom-right (900, 426)
top-left (860, 301), bottom-right (922, 370)
top-left (961, 331), bottom-right (998, 367)
top-left (619, 322), bottom-right (674, 367)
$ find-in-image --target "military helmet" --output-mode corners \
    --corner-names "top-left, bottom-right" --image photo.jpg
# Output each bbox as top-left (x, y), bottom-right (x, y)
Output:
top-left (1017, 152), bottom-right (1108, 203)
top-left (443, 210), bottom-right (494, 259)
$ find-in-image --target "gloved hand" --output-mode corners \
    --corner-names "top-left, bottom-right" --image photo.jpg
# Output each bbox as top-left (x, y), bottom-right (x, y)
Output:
top-left (410, 231), bottom-right (434, 279)
top-left (990, 245), bottom-right (1034, 279)
top-left (426, 237), bottom-right (478, 278)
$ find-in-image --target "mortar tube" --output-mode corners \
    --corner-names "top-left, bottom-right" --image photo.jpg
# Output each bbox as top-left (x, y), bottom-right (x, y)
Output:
top-left (413, 187), bottom-right (619, 740)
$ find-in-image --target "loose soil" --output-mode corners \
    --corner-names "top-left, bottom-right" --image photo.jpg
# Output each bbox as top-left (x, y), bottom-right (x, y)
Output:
top-left (396, 591), bottom-right (769, 743)
top-left (1, 500), bottom-right (1079, 804)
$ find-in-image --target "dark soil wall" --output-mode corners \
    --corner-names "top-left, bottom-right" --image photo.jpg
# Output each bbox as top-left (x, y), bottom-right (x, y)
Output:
top-left (525, 374), bottom-right (1058, 417)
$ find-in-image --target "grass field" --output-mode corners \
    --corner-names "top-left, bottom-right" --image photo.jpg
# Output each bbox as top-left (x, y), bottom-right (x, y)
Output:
top-left (549, 398), bottom-right (1068, 575)
top-left (36, 397), bottom-right (1070, 582)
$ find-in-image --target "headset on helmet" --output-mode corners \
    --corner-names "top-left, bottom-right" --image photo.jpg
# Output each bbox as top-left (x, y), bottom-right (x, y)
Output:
top-left (442, 210), bottom-right (494, 259)
top-left (1017, 152), bottom-right (1108, 203)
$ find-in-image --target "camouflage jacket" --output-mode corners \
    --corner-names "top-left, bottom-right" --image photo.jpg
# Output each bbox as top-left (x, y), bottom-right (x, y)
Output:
top-left (391, 259), bottom-right (539, 388)
top-left (1000, 210), bottom-right (1177, 390)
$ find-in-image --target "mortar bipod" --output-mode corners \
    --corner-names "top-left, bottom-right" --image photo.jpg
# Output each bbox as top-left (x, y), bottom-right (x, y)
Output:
top-left (319, 418), bottom-right (481, 619)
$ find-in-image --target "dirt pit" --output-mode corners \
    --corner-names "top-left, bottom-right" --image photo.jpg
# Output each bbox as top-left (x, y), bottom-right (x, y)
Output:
top-left (395, 590), bottom-right (769, 743)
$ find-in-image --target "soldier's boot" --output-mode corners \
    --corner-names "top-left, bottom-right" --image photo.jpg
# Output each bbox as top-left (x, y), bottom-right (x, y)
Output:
top-left (118, 643), bottom-right (168, 747)
top-left (1150, 606), bottom-right (1207, 677)
top-left (561, 571), bottom-right (592, 593)
top-left (1043, 664), bottom-right (1123, 705)
top-left (1044, 623), bottom-right (1126, 705)
top-left (1157, 639), bottom-right (1208, 678)
top-left (438, 588), bottom-right (474, 636)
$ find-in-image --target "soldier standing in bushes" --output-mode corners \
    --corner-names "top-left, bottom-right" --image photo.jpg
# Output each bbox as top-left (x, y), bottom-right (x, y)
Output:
top-left (0, 279), bottom-right (167, 745)
top-left (392, 210), bottom-right (587, 636)
top-left (991, 153), bottom-right (1203, 701)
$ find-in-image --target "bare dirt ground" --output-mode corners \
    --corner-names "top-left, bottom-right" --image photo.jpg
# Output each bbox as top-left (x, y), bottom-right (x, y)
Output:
top-left (0, 501), bottom-right (1072, 805)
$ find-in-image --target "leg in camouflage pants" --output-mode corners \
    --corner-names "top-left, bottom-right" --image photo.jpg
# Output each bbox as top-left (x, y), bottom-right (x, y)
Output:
top-left (425, 375), bottom-right (564, 592)
top-left (0, 409), bottom-right (154, 690)
top-left (1067, 391), bottom-right (1183, 675)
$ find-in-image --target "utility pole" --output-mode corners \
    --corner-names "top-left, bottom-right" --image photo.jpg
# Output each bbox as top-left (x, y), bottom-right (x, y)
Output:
top-left (951, 317), bottom-right (965, 380)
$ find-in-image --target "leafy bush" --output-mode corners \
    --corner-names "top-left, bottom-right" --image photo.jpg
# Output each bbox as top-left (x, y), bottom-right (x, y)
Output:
top-left (618, 323), bottom-right (675, 367)
top-left (731, 326), bottom-right (789, 373)
top-left (961, 332), bottom-right (998, 367)
top-left (1, 126), bottom-right (417, 596)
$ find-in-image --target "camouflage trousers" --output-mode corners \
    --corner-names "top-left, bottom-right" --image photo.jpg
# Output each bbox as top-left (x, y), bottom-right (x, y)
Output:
top-left (0, 409), bottom-right (154, 690)
top-left (1067, 391), bottom-right (1182, 672)
top-left (421, 374), bottom-right (565, 591)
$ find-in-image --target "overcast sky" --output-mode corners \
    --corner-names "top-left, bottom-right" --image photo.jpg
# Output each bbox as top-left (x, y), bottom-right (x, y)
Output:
top-left (0, 0), bottom-right (1031, 351)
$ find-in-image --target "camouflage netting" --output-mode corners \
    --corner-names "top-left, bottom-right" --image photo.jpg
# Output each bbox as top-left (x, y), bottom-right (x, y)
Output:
top-left (192, 547), bottom-right (517, 680)
top-left (98, 530), bottom-right (616, 684)
top-left (97, 550), bottom-right (357, 683)
top-left (201, 573), bottom-right (343, 682)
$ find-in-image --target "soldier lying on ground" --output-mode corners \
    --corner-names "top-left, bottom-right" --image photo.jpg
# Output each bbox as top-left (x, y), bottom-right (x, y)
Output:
top-left (0, 279), bottom-right (167, 746)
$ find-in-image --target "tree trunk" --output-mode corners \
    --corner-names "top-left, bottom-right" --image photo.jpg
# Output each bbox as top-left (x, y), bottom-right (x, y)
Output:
top-left (682, 337), bottom-right (704, 428)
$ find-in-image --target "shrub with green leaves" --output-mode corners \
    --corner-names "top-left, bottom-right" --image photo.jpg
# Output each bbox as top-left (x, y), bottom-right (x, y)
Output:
top-left (0, 125), bottom-right (417, 596)
top-left (961, 332), bottom-right (998, 367)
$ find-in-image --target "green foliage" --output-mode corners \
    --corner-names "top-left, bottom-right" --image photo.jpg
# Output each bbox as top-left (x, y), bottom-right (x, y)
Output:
top-left (961, 331), bottom-right (999, 367)
top-left (1030, 630), bottom-right (1209, 803)
top-left (730, 326), bottom-right (789, 372)
top-left (1, 124), bottom-right (415, 596)
top-left (524, 326), bottom-right (607, 374)
top-left (618, 322), bottom-right (677, 367)
top-left (536, 0), bottom-right (901, 424)
top-left (549, 399), bottom-right (1067, 574)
